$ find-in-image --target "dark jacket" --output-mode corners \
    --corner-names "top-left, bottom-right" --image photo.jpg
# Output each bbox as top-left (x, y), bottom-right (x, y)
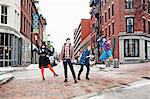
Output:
top-left (80, 48), bottom-right (90, 65)
top-left (36, 42), bottom-right (53, 68)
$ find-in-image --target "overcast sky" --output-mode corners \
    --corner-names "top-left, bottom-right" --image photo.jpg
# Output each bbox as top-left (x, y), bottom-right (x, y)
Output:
top-left (38, 0), bottom-right (90, 53)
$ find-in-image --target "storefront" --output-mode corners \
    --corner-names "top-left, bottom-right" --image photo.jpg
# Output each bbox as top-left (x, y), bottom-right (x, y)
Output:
top-left (0, 33), bottom-right (21, 67)
top-left (119, 33), bottom-right (150, 63)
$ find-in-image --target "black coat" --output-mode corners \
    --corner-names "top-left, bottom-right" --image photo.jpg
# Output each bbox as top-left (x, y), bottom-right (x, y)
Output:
top-left (38, 47), bottom-right (53, 68)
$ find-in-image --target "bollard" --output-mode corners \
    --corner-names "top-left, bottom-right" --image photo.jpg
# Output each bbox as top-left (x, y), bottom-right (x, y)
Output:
top-left (105, 59), bottom-right (110, 67)
top-left (113, 58), bottom-right (119, 68)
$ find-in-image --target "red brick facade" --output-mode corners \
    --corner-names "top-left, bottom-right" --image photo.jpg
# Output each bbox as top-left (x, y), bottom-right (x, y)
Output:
top-left (74, 19), bottom-right (92, 59)
top-left (98, 0), bottom-right (150, 62)
top-left (21, 0), bottom-right (45, 46)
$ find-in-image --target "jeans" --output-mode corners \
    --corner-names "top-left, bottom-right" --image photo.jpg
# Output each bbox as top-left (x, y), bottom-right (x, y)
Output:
top-left (63, 59), bottom-right (76, 79)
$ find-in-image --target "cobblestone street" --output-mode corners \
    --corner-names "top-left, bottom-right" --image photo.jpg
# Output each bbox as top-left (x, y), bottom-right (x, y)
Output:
top-left (0, 62), bottom-right (150, 99)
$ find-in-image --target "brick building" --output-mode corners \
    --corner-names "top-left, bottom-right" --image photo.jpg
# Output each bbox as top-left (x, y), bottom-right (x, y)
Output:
top-left (74, 19), bottom-right (92, 61)
top-left (90, 0), bottom-right (150, 63)
top-left (21, 0), bottom-right (46, 65)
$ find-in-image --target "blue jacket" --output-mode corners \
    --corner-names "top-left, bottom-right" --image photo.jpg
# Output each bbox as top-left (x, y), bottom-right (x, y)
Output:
top-left (80, 48), bottom-right (90, 65)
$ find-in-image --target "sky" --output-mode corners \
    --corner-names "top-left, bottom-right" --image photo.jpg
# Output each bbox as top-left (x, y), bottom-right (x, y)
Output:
top-left (38, 0), bottom-right (90, 53)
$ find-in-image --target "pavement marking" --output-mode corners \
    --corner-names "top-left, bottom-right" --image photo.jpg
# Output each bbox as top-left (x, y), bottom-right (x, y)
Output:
top-left (125, 80), bottom-right (150, 89)
top-left (88, 95), bottom-right (104, 99)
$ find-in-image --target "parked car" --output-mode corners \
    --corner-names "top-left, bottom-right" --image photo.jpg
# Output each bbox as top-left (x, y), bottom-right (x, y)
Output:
top-left (49, 56), bottom-right (58, 66)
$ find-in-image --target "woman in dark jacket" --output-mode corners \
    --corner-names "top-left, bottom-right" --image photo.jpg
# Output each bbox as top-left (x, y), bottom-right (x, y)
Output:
top-left (37, 41), bottom-right (58, 80)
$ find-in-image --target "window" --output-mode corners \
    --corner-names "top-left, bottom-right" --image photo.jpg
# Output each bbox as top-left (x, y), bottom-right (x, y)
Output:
top-left (21, 14), bottom-right (23, 31)
top-left (1, 6), bottom-right (8, 24)
top-left (143, 18), bottom-right (146, 33)
top-left (105, 28), bottom-right (107, 36)
top-left (24, 17), bottom-right (26, 33)
top-left (126, 0), bottom-right (133, 9)
top-left (148, 21), bottom-right (150, 34)
top-left (124, 39), bottom-right (139, 57)
top-left (0, 34), bottom-right (4, 45)
top-left (108, 25), bottom-right (111, 37)
top-left (101, 1), bottom-right (103, 7)
top-left (108, 8), bottom-right (110, 19)
top-left (105, 12), bottom-right (107, 22)
top-left (0, 47), bottom-right (4, 59)
top-left (29, 4), bottom-right (31, 14)
top-left (148, 1), bottom-right (150, 14)
top-left (112, 22), bottom-right (114, 34)
top-left (102, 15), bottom-right (104, 25)
top-left (112, 4), bottom-right (114, 16)
top-left (142, 0), bottom-right (146, 11)
top-left (126, 17), bottom-right (134, 33)
top-left (5, 34), bottom-right (8, 46)
top-left (105, 0), bottom-right (106, 3)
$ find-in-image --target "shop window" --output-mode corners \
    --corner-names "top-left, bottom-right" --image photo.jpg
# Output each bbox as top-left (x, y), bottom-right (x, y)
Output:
top-left (5, 34), bottom-right (8, 46)
top-left (0, 47), bottom-right (3, 59)
top-left (5, 47), bottom-right (9, 59)
top-left (124, 39), bottom-right (139, 57)
top-left (5, 61), bottom-right (8, 66)
top-left (0, 61), bottom-right (3, 67)
top-left (0, 34), bottom-right (4, 45)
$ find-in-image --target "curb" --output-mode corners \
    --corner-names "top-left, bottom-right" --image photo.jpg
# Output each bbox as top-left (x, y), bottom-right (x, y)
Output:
top-left (0, 73), bottom-right (14, 85)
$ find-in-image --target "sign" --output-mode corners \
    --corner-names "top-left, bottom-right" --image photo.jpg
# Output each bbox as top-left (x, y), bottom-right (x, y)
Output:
top-left (32, 13), bottom-right (39, 33)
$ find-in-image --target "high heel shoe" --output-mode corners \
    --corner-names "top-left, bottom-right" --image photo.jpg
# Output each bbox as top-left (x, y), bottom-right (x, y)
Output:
top-left (54, 74), bottom-right (58, 77)
top-left (43, 77), bottom-right (45, 81)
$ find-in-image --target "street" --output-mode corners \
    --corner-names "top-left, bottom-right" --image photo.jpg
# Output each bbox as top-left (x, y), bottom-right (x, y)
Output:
top-left (0, 62), bottom-right (150, 99)
top-left (88, 80), bottom-right (150, 99)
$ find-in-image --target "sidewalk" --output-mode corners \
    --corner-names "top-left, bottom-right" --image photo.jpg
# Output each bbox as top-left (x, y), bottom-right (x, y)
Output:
top-left (0, 62), bottom-right (149, 99)
top-left (0, 66), bottom-right (25, 85)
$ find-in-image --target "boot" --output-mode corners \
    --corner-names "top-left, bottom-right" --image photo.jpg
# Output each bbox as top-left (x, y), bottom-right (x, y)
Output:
top-left (64, 79), bottom-right (68, 82)
top-left (74, 79), bottom-right (77, 83)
